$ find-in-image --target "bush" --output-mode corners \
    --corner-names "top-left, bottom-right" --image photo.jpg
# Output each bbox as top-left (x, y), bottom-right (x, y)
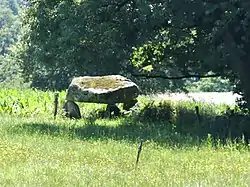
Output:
top-left (133, 97), bottom-right (249, 141)
top-left (136, 100), bottom-right (175, 122)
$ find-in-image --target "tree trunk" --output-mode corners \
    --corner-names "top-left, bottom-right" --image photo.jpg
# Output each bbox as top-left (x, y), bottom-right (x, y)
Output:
top-left (223, 33), bottom-right (250, 111)
top-left (237, 60), bottom-right (250, 111)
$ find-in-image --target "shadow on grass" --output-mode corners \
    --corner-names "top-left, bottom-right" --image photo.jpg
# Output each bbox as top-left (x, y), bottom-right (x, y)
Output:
top-left (8, 113), bottom-right (250, 147)
top-left (9, 117), bottom-right (201, 147)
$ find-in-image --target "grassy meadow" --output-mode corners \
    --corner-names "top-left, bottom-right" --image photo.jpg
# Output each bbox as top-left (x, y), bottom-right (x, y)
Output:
top-left (0, 88), bottom-right (250, 186)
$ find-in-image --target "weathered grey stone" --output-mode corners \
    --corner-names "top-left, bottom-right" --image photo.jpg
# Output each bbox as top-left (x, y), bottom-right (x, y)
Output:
top-left (123, 99), bottom-right (138, 111)
top-left (66, 75), bottom-right (140, 104)
top-left (63, 101), bottom-right (81, 119)
top-left (106, 104), bottom-right (121, 118)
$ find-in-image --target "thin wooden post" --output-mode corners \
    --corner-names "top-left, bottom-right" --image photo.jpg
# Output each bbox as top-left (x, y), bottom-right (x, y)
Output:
top-left (195, 105), bottom-right (201, 125)
top-left (54, 92), bottom-right (59, 120)
top-left (135, 139), bottom-right (143, 168)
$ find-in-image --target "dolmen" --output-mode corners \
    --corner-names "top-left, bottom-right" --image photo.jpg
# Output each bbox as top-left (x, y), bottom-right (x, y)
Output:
top-left (63, 75), bottom-right (140, 119)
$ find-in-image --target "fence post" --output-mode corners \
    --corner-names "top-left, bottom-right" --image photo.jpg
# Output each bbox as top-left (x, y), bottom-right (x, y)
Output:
top-left (54, 92), bottom-right (59, 120)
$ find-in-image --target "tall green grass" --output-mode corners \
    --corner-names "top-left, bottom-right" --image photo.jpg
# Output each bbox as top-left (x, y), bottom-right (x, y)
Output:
top-left (0, 115), bottom-right (250, 186)
top-left (0, 88), bottom-right (63, 117)
top-left (0, 88), bottom-right (106, 118)
top-left (0, 88), bottom-right (229, 117)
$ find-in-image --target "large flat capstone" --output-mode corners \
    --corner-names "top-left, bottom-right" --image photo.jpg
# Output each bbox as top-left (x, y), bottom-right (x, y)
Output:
top-left (66, 75), bottom-right (140, 104)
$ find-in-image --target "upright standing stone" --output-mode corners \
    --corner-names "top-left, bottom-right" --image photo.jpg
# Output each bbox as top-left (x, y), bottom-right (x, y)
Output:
top-left (63, 101), bottom-right (81, 119)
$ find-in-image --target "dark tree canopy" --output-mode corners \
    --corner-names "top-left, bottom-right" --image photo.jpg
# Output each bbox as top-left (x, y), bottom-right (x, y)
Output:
top-left (16, 0), bottom-right (250, 109)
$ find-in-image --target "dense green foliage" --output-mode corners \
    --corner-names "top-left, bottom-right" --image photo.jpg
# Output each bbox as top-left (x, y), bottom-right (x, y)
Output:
top-left (1, 0), bottom-right (250, 106)
top-left (0, 0), bottom-right (20, 55)
top-left (0, 0), bottom-right (238, 94)
top-left (0, 0), bottom-right (28, 88)
top-left (186, 77), bottom-right (234, 92)
top-left (14, 0), bottom-right (250, 109)
top-left (129, 1), bottom-right (250, 109)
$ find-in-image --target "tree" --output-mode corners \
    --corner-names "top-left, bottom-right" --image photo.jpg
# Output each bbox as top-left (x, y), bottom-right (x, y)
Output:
top-left (0, 0), bottom-right (27, 88)
top-left (17, 0), bottom-right (250, 110)
top-left (130, 0), bottom-right (250, 110)
top-left (0, 0), bottom-right (21, 55)
top-left (17, 0), bottom-right (188, 90)
top-left (186, 76), bottom-right (234, 92)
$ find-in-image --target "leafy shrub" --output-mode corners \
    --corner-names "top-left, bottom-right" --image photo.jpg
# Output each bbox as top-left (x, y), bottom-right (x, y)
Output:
top-left (186, 77), bottom-right (234, 92)
top-left (136, 99), bottom-right (175, 123)
top-left (132, 97), bottom-right (250, 141)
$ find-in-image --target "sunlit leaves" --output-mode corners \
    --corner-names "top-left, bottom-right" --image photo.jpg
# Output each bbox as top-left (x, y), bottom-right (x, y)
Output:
top-left (131, 41), bottom-right (166, 71)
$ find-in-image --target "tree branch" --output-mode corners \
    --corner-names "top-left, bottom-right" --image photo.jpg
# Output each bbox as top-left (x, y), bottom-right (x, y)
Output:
top-left (131, 72), bottom-right (221, 80)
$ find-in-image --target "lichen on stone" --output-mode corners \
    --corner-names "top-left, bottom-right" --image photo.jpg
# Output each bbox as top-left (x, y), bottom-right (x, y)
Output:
top-left (73, 75), bottom-right (127, 90)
